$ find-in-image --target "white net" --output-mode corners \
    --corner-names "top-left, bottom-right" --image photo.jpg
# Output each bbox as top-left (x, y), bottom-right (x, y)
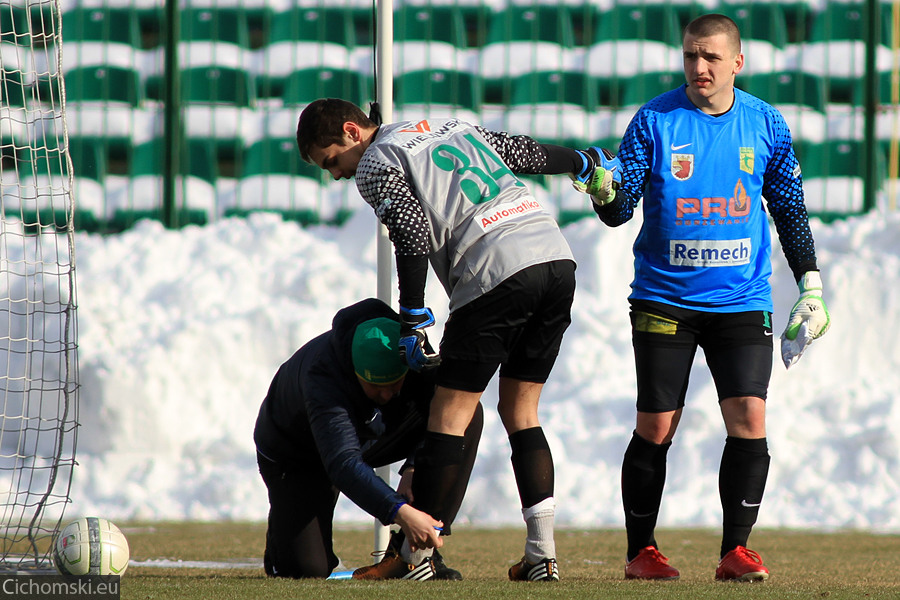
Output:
top-left (0, 0), bottom-right (78, 570)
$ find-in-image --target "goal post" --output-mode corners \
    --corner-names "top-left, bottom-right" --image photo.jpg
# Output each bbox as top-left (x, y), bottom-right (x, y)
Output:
top-left (0, 0), bottom-right (79, 570)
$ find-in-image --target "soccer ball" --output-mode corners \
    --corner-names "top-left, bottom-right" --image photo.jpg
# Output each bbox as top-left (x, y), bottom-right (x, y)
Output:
top-left (53, 517), bottom-right (130, 577)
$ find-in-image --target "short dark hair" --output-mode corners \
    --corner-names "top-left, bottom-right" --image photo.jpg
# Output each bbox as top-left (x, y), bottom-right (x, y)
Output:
top-left (295, 99), bottom-right (375, 163)
top-left (683, 14), bottom-right (741, 55)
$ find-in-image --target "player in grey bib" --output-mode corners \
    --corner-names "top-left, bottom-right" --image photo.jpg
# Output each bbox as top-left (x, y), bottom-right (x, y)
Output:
top-left (297, 98), bottom-right (617, 581)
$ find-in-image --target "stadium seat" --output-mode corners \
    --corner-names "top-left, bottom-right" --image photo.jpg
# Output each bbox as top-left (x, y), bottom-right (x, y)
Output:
top-left (267, 6), bottom-right (357, 47)
top-left (242, 137), bottom-right (323, 181)
top-left (179, 66), bottom-right (255, 107)
top-left (280, 68), bottom-right (369, 107)
top-left (180, 7), bottom-right (251, 48)
top-left (809, 3), bottom-right (867, 43)
top-left (131, 138), bottom-right (218, 183)
top-left (621, 71), bottom-right (683, 107)
top-left (66, 137), bottom-right (116, 182)
top-left (392, 41), bottom-right (472, 76)
top-left (736, 71), bottom-right (827, 112)
top-left (54, 65), bottom-right (143, 106)
top-left (582, 39), bottom-right (682, 79)
top-left (1, 68), bottom-right (30, 107)
top-left (487, 5), bottom-right (576, 47)
top-left (720, 3), bottom-right (789, 48)
top-left (61, 7), bottom-right (142, 47)
top-left (223, 176), bottom-right (326, 225)
top-left (394, 5), bottom-right (468, 48)
top-left (795, 140), bottom-right (885, 181)
top-left (254, 42), bottom-right (351, 98)
top-left (396, 69), bottom-right (481, 111)
top-left (787, 40), bottom-right (894, 79)
top-left (479, 41), bottom-right (572, 104)
top-left (591, 5), bottom-right (682, 46)
top-left (509, 71), bottom-right (597, 110)
top-left (1, 4), bottom-right (29, 44)
top-left (851, 71), bottom-right (900, 107)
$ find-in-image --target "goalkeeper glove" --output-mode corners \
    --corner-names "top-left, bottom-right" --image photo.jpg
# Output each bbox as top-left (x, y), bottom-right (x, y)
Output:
top-left (780, 271), bottom-right (831, 369)
top-left (570, 147), bottom-right (622, 206)
top-left (399, 306), bottom-right (441, 372)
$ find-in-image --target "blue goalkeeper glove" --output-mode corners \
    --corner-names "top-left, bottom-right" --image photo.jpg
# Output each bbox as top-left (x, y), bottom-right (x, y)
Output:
top-left (780, 271), bottom-right (831, 369)
top-left (399, 306), bottom-right (441, 372)
top-left (571, 147), bottom-right (622, 206)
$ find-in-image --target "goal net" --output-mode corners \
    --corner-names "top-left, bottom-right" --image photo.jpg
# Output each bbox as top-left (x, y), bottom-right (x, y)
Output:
top-left (0, 0), bottom-right (79, 570)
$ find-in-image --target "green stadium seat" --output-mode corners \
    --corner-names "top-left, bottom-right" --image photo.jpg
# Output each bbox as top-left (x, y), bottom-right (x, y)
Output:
top-left (66, 137), bottom-right (109, 181)
top-left (720, 3), bottom-right (789, 48)
top-left (807, 3), bottom-right (895, 44)
top-left (56, 65), bottom-right (143, 106)
top-left (1, 68), bottom-right (30, 106)
top-left (591, 5), bottom-right (682, 46)
top-left (268, 6), bottom-right (357, 46)
top-left (243, 138), bottom-right (323, 181)
top-left (794, 140), bottom-right (884, 181)
top-left (396, 69), bottom-right (481, 111)
top-left (394, 5), bottom-right (468, 48)
top-left (178, 66), bottom-right (255, 107)
top-left (61, 7), bottom-right (141, 47)
top-left (487, 5), bottom-right (576, 47)
top-left (14, 146), bottom-right (65, 179)
top-left (622, 71), bottom-right (683, 107)
top-left (1, 4), bottom-right (29, 44)
top-left (280, 68), bottom-right (369, 106)
top-left (131, 138), bottom-right (218, 183)
top-left (510, 71), bottom-right (597, 110)
top-left (736, 71), bottom-right (827, 112)
top-left (180, 7), bottom-right (251, 48)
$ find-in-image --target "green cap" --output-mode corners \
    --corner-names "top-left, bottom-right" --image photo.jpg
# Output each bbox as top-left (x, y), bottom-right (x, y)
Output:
top-left (351, 317), bottom-right (408, 385)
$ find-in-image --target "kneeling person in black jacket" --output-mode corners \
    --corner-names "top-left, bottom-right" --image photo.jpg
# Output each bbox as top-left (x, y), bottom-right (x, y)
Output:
top-left (254, 298), bottom-right (482, 579)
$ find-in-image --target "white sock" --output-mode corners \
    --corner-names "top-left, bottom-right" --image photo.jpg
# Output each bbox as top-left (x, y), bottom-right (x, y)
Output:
top-left (523, 496), bottom-right (556, 564)
top-left (400, 537), bottom-right (434, 565)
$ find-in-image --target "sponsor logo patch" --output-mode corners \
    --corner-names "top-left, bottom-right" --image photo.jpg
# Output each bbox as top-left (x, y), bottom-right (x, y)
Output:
top-left (670, 238), bottom-right (752, 267)
top-left (634, 312), bottom-right (678, 335)
top-left (476, 197), bottom-right (544, 232)
top-left (389, 119), bottom-right (463, 156)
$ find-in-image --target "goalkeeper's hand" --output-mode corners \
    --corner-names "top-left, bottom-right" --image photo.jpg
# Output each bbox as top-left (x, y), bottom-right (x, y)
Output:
top-left (570, 147), bottom-right (622, 206)
top-left (399, 306), bottom-right (441, 372)
top-left (780, 271), bottom-right (831, 369)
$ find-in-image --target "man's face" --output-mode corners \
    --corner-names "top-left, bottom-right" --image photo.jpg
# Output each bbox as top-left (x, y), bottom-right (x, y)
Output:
top-left (682, 32), bottom-right (743, 113)
top-left (308, 122), bottom-right (367, 180)
top-left (357, 375), bottom-right (406, 405)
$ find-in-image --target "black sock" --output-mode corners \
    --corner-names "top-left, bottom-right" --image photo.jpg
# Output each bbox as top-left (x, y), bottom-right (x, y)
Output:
top-left (719, 436), bottom-right (770, 558)
top-left (509, 427), bottom-right (554, 509)
top-left (411, 431), bottom-right (466, 524)
top-left (622, 432), bottom-right (671, 561)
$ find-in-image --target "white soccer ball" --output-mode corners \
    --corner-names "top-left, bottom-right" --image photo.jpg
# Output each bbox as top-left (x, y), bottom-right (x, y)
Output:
top-left (53, 517), bottom-right (130, 577)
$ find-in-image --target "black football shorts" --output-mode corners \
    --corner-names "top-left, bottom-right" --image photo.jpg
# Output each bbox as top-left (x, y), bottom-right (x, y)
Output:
top-left (630, 298), bottom-right (774, 413)
top-left (437, 259), bottom-right (576, 393)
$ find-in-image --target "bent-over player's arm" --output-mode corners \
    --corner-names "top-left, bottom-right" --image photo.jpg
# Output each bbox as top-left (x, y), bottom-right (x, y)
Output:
top-left (760, 110), bottom-right (819, 281)
top-left (356, 160), bottom-right (430, 309)
top-left (474, 126), bottom-right (587, 176)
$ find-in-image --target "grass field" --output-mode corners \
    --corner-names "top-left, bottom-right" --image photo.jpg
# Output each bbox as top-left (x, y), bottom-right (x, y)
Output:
top-left (121, 522), bottom-right (900, 599)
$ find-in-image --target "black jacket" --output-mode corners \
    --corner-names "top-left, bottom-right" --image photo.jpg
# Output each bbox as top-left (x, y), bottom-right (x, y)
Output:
top-left (253, 298), bottom-right (436, 525)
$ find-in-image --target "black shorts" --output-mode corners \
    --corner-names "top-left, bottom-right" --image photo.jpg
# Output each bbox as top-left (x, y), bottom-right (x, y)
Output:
top-left (436, 260), bottom-right (576, 393)
top-left (630, 299), bottom-right (774, 413)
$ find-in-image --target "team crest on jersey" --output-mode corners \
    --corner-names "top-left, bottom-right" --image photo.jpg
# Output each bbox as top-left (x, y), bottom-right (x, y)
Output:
top-left (740, 147), bottom-right (754, 174)
top-left (671, 153), bottom-right (694, 181)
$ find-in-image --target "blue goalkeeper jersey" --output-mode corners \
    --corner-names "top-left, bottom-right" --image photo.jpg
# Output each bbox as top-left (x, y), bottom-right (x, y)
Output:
top-left (606, 85), bottom-right (816, 312)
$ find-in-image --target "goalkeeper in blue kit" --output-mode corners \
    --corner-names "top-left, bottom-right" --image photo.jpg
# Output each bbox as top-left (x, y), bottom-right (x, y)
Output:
top-left (577, 14), bottom-right (831, 582)
top-left (296, 98), bottom-right (615, 581)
